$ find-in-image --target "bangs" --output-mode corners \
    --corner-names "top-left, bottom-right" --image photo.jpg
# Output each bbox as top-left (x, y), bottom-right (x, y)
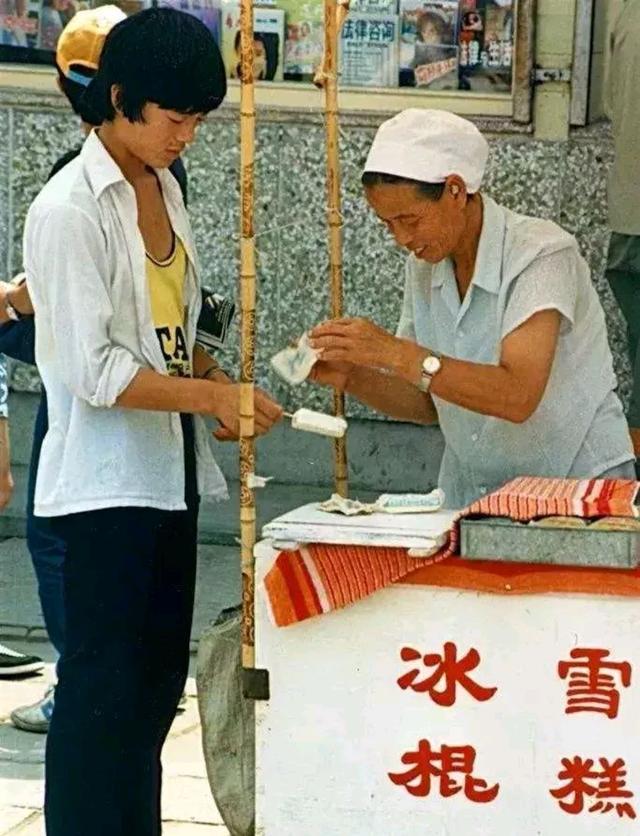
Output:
top-left (80, 8), bottom-right (227, 124)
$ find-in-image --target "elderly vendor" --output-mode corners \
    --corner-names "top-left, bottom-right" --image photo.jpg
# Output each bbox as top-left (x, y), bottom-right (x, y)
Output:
top-left (309, 109), bottom-right (634, 508)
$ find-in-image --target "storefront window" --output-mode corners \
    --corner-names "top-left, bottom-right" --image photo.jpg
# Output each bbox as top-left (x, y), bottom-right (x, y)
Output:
top-left (1, 0), bottom-right (516, 94)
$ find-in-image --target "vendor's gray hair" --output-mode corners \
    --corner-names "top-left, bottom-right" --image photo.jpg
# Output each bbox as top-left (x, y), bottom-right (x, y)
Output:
top-left (361, 171), bottom-right (445, 201)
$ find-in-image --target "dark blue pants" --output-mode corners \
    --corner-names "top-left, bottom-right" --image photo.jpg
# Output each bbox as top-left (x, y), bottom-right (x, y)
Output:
top-left (0, 319), bottom-right (67, 658)
top-left (44, 416), bottom-right (199, 836)
top-left (27, 392), bottom-right (66, 659)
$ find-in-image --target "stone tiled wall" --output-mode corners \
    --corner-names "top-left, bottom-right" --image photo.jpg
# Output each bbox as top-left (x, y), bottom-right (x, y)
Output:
top-left (0, 100), bottom-right (629, 417)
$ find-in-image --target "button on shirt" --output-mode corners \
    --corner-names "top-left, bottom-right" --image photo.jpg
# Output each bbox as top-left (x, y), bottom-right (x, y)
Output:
top-left (23, 131), bottom-right (227, 517)
top-left (397, 196), bottom-right (633, 508)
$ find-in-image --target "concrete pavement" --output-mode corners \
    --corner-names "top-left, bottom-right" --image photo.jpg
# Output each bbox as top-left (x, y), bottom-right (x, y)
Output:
top-left (0, 640), bottom-right (230, 835)
top-left (0, 530), bottom-right (238, 835)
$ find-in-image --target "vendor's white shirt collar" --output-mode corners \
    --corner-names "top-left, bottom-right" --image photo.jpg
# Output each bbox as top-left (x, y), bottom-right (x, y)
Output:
top-left (430, 196), bottom-right (506, 295)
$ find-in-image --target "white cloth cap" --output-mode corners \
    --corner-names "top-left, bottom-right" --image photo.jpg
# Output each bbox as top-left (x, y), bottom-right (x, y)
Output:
top-left (364, 109), bottom-right (489, 194)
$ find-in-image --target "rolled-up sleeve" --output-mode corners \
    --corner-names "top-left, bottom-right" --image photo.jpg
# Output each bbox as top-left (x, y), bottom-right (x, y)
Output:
top-left (25, 202), bottom-right (141, 408)
top-left (501, 249), bottom-right (579, 341)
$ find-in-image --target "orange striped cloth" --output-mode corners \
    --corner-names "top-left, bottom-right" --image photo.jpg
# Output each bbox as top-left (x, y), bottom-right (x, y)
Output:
top-left (264, 476), bottom-right (640, 627)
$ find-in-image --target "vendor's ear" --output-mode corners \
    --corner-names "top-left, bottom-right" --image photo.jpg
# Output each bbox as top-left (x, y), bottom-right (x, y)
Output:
top-left (445, 174), bottom-right (467, 203)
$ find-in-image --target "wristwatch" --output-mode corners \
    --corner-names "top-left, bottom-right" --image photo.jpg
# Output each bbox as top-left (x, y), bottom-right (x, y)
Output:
top-left (5, 274), bottom-right (27, 322)
top-left (418, 351), bottom-right (442, 392)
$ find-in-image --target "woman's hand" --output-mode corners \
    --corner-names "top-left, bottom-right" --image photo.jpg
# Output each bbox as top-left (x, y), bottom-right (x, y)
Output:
top-left (212, 386), bottom-right (283, 441)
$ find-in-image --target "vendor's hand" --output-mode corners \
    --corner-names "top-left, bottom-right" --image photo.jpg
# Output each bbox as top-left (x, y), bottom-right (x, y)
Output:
top-left (0, 468), bottom-right (14, 510)
top-left (309, 317), bottom-right (402, 371)
top-left (308, 359), bottom-right (353, 392)
top-left (213, 385), bottom-right (283, 441)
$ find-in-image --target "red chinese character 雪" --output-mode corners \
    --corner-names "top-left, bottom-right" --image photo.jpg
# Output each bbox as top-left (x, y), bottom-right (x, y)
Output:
top-left (558, 648), bottom-right (631, 719)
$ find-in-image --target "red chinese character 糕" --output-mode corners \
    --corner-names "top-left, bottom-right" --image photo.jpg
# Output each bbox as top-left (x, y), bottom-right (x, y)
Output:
top-left (558, 648), bottom-right (632, 719)
top-left (398, 642), bottom-right (497, 707)
top-left (389, 740), bottom-right (499, 803)
top-left (550, 756), bottom-right (636, 819)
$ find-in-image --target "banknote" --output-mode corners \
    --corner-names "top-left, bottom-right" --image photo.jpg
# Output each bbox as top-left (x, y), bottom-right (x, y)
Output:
top-left (270, 332), bottom-right (320, 385)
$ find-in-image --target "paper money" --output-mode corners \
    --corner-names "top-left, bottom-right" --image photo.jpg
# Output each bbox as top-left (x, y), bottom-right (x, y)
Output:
top-left (318, 488), bottom-right (445, 516)
top-left (271, 333), bottom-right (320, 385)
top-left (319, 494), bottom-right (373, 516)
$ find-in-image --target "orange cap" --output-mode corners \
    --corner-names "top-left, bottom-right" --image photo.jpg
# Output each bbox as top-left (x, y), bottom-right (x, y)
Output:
top-left (56, 5), bottom-right (126, 81)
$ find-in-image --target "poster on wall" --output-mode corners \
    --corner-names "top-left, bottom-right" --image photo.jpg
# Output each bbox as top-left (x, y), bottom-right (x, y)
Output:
top-left (340, 13), bottom-right (399, 88)
top-left (458, 0), bottom-right (514, 92)
top-left (350, 0), bottom-right (398, 13)
top-left (399, 0), bottom-right (459, 89)
top-left (0, 0), bottom-right (40, 49)
top-left (221, 2), bottom-right (284, 82)
top-left (278, 0), bottom-right (323, 81)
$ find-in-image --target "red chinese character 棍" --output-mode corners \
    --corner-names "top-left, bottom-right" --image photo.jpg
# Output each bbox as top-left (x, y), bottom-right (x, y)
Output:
top-left (389, 740), bottom-right (499, 804)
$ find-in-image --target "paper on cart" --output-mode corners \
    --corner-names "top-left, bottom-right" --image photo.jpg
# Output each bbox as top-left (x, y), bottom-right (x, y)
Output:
top-left (319, 488), bottom-right (445, 516)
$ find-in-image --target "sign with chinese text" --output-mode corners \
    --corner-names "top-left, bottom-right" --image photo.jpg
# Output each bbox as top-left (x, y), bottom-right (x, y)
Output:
top-left (340, 13), bottom-right (399, 88)
top-left (255, 542), bottom-right (640, 835)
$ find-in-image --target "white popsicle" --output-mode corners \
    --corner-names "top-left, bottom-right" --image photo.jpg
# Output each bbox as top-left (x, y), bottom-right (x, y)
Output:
top-left (287, 408), bottom-right (348, 438)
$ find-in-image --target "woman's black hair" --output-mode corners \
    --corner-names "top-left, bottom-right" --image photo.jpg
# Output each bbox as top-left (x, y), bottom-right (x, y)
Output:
top-left (80, 7), bottom-right (227, 124)
top-left (361, 171), bottom-right (446, 201)
top-left (57, 63), bottom-right (102, 126)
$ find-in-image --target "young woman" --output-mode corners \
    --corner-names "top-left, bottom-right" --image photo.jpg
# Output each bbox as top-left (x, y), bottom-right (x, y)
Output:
top-left (24, 9), bottom-right (282, 834)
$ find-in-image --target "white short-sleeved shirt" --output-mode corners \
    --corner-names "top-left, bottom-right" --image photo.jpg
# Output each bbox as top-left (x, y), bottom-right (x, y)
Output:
top-left (397, 196), bottom-right (633, 508)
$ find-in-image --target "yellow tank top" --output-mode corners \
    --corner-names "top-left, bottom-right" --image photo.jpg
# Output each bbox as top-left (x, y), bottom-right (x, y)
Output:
top-left (146, 236), bottom-right (192, 378)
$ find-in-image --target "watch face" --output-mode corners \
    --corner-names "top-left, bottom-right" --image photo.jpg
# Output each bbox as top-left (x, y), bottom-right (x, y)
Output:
top-left (424, 355), bottom-right (441, 375)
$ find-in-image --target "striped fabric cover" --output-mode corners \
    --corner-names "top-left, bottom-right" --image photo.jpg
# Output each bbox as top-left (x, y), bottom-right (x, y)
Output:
top-left (263, 477), bottom-right (639, 628)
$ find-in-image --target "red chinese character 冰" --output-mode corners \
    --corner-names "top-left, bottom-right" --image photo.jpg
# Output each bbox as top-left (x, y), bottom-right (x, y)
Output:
top-left (558, 648), bottom-right (632, 719)
top-left (398, 642), bottom-right (497, 706)
top-left (550, 756), bottom-right (636, 819)
top-left (389, 740), bottom-right (499, 803)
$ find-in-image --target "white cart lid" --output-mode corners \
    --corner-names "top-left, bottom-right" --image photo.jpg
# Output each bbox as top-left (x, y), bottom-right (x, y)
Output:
top-left (261, 502), bottom-right (457, 549)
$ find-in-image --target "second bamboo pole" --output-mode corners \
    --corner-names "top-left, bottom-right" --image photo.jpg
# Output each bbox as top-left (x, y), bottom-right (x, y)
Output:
top-left (317, 0), bottom-right (349, 498)
top-left (239, 0), bottom-right (257, 675)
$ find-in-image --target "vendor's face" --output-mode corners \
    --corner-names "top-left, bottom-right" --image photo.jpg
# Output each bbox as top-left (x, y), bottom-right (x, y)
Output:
top-left (365, 179), bottom-right (467, 263)
top-left (112, 99), bottom-right (206, 168)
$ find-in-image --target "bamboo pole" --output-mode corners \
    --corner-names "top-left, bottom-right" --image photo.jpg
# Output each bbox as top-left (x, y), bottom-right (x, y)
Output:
top-left (315, 0), bottom-right (350, 498)
top-left (239, 0), bottom-right (257, 675)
